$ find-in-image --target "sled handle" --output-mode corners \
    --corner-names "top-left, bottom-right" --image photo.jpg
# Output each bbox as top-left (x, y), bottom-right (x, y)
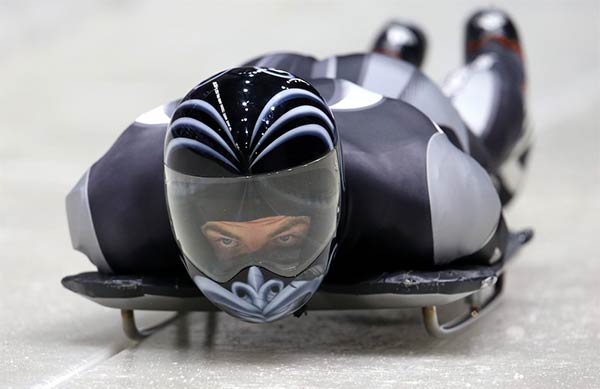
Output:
top-left (121, 309), bottom-right (183, 341)
top-left (422, 274), bottom-right (504, 338)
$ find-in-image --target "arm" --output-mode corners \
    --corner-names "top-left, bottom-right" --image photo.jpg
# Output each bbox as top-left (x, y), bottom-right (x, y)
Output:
top-left (425, 130), bottom-right (505, 265)
top-left (65, 102), bottom-right (185, 275)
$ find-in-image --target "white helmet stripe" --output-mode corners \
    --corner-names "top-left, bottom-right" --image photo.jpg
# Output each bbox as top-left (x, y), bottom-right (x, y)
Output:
top-left (170, 117), bottom-right (239, 162)
top-left (250, 88), bottom-right (328, 146)
top-left (250, 124), bottom-right (333, 168)
top-left (250, 105), bottom-right (335, 155)
top-left (166, 138), bottom-right (240, 172)
top-left (174, 99), bottom-right (236, 147)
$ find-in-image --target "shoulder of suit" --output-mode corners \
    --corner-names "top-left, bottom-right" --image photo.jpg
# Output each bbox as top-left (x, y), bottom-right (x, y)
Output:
top-left (134, 100), bottom-right (180, 126)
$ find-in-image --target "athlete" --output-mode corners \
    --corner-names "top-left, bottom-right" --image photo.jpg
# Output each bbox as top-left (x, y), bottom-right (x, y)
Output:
top-left (66, 9), bottom-right (531, 322)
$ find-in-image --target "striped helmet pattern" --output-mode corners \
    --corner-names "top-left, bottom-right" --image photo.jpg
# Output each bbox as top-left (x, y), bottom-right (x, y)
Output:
top-left (164, 67), bottom-right (337, 177)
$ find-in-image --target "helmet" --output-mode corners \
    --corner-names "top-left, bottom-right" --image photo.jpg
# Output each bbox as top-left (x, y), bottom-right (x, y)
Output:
top-left (164, 67), bottom-right (342, 323)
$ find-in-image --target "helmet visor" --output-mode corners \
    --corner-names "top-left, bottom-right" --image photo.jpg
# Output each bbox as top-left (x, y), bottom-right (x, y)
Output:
top-left (165, 150), bottom-right (341, 282)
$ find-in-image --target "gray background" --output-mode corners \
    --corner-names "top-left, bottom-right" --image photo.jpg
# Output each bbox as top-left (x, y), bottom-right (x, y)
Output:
top-left (0, 0), bottom-right (598, 387)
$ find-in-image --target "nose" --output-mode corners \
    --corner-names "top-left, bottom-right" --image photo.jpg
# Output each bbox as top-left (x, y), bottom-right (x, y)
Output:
top-left (243, 230), bottom-right (271, 253)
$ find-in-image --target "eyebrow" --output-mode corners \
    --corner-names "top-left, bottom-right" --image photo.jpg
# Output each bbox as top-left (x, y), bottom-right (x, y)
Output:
top-left (268, 217), bottom-right (309, 238)
top-left (202, 224), bottom-right (242, 240)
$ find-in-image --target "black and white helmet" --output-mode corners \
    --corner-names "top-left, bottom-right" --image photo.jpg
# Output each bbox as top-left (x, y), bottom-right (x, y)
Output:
top-left (164, 67), bottom-right (342, 322)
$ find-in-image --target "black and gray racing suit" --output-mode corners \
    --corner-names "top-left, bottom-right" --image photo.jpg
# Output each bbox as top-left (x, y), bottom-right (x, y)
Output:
top-left (66, 47), bottom-right (528, 280)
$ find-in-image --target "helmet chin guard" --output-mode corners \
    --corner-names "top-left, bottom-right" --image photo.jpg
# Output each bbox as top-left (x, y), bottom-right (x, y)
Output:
top-left (194, 267), bottom-right (322, 323)
top-left (185, 244), bottom-right (333, 323)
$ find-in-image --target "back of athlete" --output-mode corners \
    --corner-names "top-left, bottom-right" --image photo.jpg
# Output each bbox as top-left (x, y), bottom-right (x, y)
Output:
top-left (244, 8), bottom-right (529, 204)
top-left (65, 8), bottom-right (529, 280)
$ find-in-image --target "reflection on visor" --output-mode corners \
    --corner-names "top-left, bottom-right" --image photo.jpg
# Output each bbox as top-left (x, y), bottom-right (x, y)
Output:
top-left (166, 150), bottom-right (340, 282)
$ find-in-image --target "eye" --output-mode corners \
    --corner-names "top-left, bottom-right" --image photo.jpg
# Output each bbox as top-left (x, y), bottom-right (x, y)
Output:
top-left (273, 234), bottom-right (298, 246)
top-left (217, 237), bottom-right (238, 248)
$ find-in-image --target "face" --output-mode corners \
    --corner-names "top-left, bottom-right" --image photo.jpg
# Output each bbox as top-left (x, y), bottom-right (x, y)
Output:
top-left (201, 215), bottom-right (311, 261)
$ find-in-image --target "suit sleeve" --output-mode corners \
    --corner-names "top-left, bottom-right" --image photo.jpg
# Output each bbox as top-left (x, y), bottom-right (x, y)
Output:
top-left (65, 103), bottom-right (186, 275)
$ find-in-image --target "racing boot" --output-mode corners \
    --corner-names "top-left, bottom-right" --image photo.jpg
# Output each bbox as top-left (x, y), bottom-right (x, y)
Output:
top-left (372, 21), bottom-right (427, 68)
top-left (465, 8), bottom-right (523, 63)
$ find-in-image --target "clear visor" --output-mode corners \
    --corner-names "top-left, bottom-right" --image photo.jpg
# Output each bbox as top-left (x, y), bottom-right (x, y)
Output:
top-left (165, 150), bottom-right (341, 282)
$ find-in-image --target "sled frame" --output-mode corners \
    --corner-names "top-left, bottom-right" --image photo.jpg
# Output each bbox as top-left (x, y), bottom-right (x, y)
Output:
top-left (119, 275), bottom-right (504, 341)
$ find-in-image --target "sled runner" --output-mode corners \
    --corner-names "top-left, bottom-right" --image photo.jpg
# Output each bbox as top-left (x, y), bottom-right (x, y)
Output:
top-left (62, 229), bottom-right (532, 339)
